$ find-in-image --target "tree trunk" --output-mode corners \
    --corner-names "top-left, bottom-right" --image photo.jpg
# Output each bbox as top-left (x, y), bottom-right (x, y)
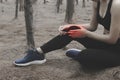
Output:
top-left (76, 0), bottom-right (78, 5)
top-left (56, 0), bottom-right (59, 13)
top-left (60, 0), bottom-right (63, 4)
top-left (24, 0), bottom-right (35, 49)
top-left (82, 0), bottom-right (86, 7)
top-left (19, 0), bottom-right (24, 11)
top-left (44, 0), bottom-right (46, 4)
top-left (15, 0), bottom-right (19, 19)
top-left (56, 0), bottom-right (62, 13)
top-left (0, 0), bottom-right (3, 3)
top-left (65, 0), bottom-right (75, 23)
top-left (0, 0), bottom-right (7, 3)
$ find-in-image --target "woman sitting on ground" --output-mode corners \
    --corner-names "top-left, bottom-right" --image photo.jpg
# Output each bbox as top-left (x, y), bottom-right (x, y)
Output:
top-left (14, 0), bottom-right (120, 68)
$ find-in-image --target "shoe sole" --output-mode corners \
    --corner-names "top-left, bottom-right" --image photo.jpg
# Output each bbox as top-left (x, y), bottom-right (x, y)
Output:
top-left (13, 59), bottom-right (46, 67)
top-left (66, 48), bottom-right (81, 52)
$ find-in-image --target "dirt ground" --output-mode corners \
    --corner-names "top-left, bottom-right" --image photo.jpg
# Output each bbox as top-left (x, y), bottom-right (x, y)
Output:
top-left (0, 0), bottom-right (120, 80)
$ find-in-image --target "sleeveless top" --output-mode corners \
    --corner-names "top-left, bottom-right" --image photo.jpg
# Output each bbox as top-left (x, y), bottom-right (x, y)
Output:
top-left (97, 0), bottom-right (113, 30)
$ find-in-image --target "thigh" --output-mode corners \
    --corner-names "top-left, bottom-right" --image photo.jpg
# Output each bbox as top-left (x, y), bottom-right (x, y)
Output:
top-left (77, 49), bottom-right (120, 68)
top-left (74, 37), bottom-right (112, 49)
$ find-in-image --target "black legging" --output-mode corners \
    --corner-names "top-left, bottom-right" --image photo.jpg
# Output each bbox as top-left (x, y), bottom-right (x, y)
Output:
top-left (40, 35), bottom-right (120, 67)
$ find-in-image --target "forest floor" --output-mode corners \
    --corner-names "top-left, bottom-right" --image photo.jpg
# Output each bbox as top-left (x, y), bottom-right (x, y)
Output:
top-left (0, 0), bottom-right (120, 80)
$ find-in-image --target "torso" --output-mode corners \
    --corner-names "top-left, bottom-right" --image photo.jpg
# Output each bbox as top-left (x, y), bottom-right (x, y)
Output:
top-left (97, 0), bottom-right (120, 38)
top-left (91, 0), bottom-right (120, 43)
top-left (97, 0), bottom-right (113, 31)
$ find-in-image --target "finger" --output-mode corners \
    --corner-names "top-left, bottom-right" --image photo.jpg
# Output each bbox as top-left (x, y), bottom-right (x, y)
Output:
top-left (68, 34), bottom-right (72, 37)
top-left (67, 31), bottom-right (73, 34)
top-left (68, 30), bottom-right (77, 33)
top-left (68, 35), bottom-right (75, 38)
top-left (59, 25), bottom-right (69, 31)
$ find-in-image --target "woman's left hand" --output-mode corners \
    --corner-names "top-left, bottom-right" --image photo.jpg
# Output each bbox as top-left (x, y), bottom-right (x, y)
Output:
top-left (67, 27), bottom-right (87, 38)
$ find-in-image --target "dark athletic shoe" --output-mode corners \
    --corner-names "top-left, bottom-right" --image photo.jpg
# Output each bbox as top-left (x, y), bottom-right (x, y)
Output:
top-left (66, 48), bottom-right (81, 60)
top-left (14, 49), bottom-right (46, 66)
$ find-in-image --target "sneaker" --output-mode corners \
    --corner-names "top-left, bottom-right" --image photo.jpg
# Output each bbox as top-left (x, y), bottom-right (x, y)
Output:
top-left (13, 49), bottom-right (46, 66)
top-left (66, 48), bottom-right (81, 60)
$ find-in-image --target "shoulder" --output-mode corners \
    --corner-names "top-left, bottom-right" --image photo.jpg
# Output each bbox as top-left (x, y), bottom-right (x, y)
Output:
top-left (111, 0), bottom-right (120, 15)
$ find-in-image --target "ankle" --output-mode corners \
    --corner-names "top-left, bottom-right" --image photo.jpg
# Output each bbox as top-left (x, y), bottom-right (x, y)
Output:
top-left (36, 47), bottom-right (44, 54)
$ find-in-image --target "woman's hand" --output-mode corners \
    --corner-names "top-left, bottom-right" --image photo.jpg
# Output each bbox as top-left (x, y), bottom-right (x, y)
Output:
top-left (59, 24), bottom-right (85, 35)
top-left (67, 26), bottom-right (87, 38)
top-left (59, 24), bottom-right (72, 35)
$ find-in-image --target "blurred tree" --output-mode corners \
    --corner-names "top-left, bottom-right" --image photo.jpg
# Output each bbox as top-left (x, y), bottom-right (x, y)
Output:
top-left (0, 0), bottom-right (3, 3)
top-left (0, 0), bottom-right (7, 3)
top-left (15, 0), bottom-right (19, 19)
top-left (19, 0), bottom-right (37, 12)
top-left (60, 0), bottom-right (63, 4)
top-left (76, 0), bottom-right (78, 5)
top-left (19, 0), bottom-right (24, 11)
top-left (65, 0), bottom-right (75, 23)
top-left (24, 0), bottom-right (35, 49)
top-left (44, 0), bottom-right (46, 4)
top-left (56, 0), bottom-right (63, 13)
top-left (82, 0), bottom-right (86, 7)
top-left (31, 0), bottom-right (37, 4)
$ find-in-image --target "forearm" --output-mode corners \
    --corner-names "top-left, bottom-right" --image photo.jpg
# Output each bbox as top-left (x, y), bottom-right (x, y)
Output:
top-left (85, 30), bottom-right (116, 44)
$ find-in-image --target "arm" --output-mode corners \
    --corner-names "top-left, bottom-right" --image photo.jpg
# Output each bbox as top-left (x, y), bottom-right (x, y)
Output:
top-left (61, 2), bottom-right (98, 31)
top-left (83, 1), bottom-right (98, 31)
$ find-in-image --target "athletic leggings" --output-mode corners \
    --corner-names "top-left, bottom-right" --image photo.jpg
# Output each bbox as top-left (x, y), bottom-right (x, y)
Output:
top-left (40, 35), bottom-right (120, 68)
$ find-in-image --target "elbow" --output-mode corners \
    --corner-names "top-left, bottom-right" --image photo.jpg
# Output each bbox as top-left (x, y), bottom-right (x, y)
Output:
top-left (108, 41), bottom-right (116, 44)
top-left (107, 39), bottom-right (118, 44)
top-left (88, 26), bottom-right (97, 31)
top-left (91, 29), bottom-right (97, 31)
top-left (105, 34), bottom-right (119, 44)
top-left (89, 24), bottom-right (98, 31)
top-left (90, 27), bottom-right (97, 31)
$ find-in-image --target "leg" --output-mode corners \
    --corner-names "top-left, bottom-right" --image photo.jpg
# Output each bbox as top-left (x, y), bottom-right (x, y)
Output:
top-left (77, 49), bottom-right (120, 68)
top-left (40, 36), bottom-right (120, 53)
top-left (74, 37), bottom-right (112, 49)
top-left (40, 37), bottom-right (113, 54)
top-left (14, 35), bottom-right (73, 66)
top-left (66, 37), bottom-right (120, 68)
top-left (40, 35), bottom-right (73, 53)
